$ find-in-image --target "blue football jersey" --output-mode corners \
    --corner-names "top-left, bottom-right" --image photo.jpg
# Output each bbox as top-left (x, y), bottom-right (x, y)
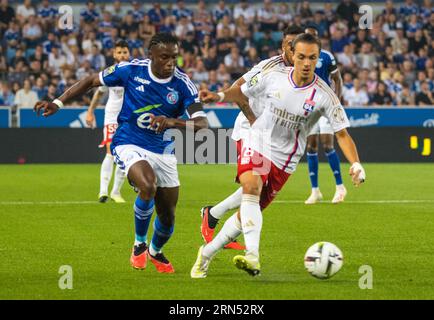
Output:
top-left (315, 50), bottom-right (338, 86)
top-left (99, 59), bottom-right (200, 154)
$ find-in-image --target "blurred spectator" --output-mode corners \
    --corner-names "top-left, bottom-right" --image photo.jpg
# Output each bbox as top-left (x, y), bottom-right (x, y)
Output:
top-left (86, 45), bottom-right (106, 71)
top-left (106, 0), bottom-right (124, 27)
top-left (191, 59), bottom-right (209, 84)
top-left (336, 44), bottom-right (356, 68)
top-left (32, 77), bottom-right (48, 100)
top-left (120, 13), bottom-right (139, 38)
top-left (217, 14), bottom-right (236, 38)
top-left (42, 83), bottom-right (57, 101)
top-left (342, 72), bottom-right (354, 89)
top-left (216, 63), bottom-right (231, 83)
top-left (175, 16), bottom-right (194, 39)
top-left (76, 60), bottom-right (93, 80)
top-left (139, 15), bottom-right (156, 49)
top-left (343, 78), bottom-right (369, 106)
top-left (16, 0), bottom-right (36, 25)
top-left (399, 0), bottom-right (419, 18)
top-left (207, 70), bottom-right (222, 91)
top-left (159, 16), bottom-right (176, 35)
top-left (415, 81), bottom-right (434, 105)
top-left (312, 11), bottom-right (328, 38)
top-left (48, 46), bottom-right (67, 76)
top-left (257, 0), bottom-right (278, 32)
top-left (216, 27), bottom-right (237, 58)
top-left (181, 31), bottom-right (199, 56)
top-left (148, 2), bottom-right (167, 29)
top-left (0, 82), bottom-right (15, 106)
top-left (224, 47), bottom-right (246, 80)
top-left (383, 0), bottom-right (398, 16)
top-left (82, 31), bottom-right (102, 55)
top-left (336, 0), bottom-right (359, 30)
top-left (23, 15), bottom-right (43, 49)
top-left (371, 81), bottom-right (393, 105)
top-left (255, 30), bottom-right (277, 59)
top-left (80, 0), bottom-right (100, 26)
top-left (213, 0), bottom-right (231, 24)
top-left (14, 79), bottom-right (38, 108)
top-left (172, 0), bottom-right (193, 22)
top-left (0, 0), bottom-right (15, 34)
top-left (331, 28), bottom-right (350, 54)
top-left (355, 42), bottom-right (377, 70)
top-left (244, 47), bottom-right (261, 69)
top-left (409, 29), bottom-right (428, 54)
top-left (234, 0), bottom-right (256, 25)
top-left (203, 46), bottom-right (219, 71)
top-left (412, 71), bottom-right (429, 93)
top-left (37, 0), bottom-right (57, 31)
top-left (297, 1), bottom-right (313, 24)
top-left (129, 1), bottom-right (146, 23)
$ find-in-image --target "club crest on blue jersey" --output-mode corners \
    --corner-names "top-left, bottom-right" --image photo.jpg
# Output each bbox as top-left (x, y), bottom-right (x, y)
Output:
top-left (166, 91), bottom-right (179, 104)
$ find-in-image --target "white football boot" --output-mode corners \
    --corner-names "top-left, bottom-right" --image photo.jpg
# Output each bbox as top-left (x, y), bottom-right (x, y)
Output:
top-left (332, 185), bottom-right (347, 204)
top-left (305, 188), bottom-right (323, 204)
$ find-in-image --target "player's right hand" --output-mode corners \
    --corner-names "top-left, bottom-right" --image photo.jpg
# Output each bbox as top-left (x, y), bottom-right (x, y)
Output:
top-left (349, 162), bottom-right (366, 187)
top-left (199, 89), bottom-right (219, 104)
top-left (86, 111), bottom-right (96, 128)
top-left (34, 101), bottom-right (59, 117)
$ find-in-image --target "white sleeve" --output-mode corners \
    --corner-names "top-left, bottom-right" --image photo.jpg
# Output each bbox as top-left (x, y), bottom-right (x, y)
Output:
top-left (98, 86), bottom-right (108, 93)
top-left (321, 93), bottom-right (350, 132)
top-left (240, 71), bottom-right (267, 99)
top-left (242, 59), bottom-right (268, 82)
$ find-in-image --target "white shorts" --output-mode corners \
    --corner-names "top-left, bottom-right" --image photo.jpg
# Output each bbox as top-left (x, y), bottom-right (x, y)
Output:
top-left (308, 116), bottom-right (334, 136)
top-left (112, 144), bottom-right (180, 188)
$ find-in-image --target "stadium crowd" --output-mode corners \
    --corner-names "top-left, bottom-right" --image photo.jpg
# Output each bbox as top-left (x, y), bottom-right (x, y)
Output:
top-left (0, 0), bottom-right (433, 108)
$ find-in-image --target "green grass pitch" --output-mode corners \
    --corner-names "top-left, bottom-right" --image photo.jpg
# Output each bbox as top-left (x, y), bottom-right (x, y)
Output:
top-left (1, 163), bottom-right (434, 300)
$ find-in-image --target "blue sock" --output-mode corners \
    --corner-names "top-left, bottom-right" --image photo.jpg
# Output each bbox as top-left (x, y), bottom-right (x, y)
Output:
top-left (150, 216), bottom-right (174, 253)
top-left (134, 196), bottom-right (154, 244)
top-left (326, 149), bottom-right (343, 186)
top-left (307, 152), bottom-right (319, 188)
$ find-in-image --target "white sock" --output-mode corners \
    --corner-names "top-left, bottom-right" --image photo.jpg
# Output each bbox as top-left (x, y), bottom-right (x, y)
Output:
top-left (100, 154), bottom-right (114, 196)
top-left (210, 187), bottom-right (243, 219)
top-left (149, 245), bottom-right (160, 256)
top-left (240, 194), bottom-right (262, 258)
top-left (134, 239), bottom-right (145, 246)
top-left (202, 213), bottom-right (242, 258)
top-left (111, 165), bottom-right (126, 196)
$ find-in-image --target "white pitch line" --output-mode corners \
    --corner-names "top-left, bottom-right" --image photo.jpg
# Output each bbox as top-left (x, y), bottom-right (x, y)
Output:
top-left (1, 200), bottom-right (434, 205)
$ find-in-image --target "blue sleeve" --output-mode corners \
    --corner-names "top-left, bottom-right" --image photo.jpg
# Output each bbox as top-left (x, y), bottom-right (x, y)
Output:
top-left (181, 81), bottom-right (199, 109)
top-left (99, 62), bottom-right (132, 87)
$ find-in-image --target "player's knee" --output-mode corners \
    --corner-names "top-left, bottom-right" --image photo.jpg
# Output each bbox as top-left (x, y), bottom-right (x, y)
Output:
top-left (307, 145), bottom-right (318, 154)
top-left (324, 146), bottom-right (335, 154)
top-left (137, 180), bottom-right (157, 200)
top-left (242, 181), bottom-right (261, 196)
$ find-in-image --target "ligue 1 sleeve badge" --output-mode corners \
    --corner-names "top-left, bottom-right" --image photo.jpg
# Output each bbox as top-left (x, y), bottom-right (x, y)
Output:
top-left (166, 91), bottom-right (179, 104)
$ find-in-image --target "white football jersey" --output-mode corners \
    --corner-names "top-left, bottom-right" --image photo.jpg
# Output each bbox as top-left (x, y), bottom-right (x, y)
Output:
top-left (231, 54), bottom-right (286, 141)
top-left (240, 66), bottom-right (350, 173)
top-left (98, 86), bottom-right (124, 125)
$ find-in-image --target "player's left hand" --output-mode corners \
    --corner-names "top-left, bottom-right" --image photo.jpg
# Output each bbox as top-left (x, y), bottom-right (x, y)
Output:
top-left (349, 162), bottom-right (366, 187)
top-left (149, 115), bottom-right (175, 133)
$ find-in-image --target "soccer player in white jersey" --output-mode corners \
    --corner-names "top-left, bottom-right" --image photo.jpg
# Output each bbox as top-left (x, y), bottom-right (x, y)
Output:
top-left (191, 33), bottom-right (366, 278)
top-left (86, 40), bottom-right (130, 203)
top-left (199, 25), bottom-right (304, 251)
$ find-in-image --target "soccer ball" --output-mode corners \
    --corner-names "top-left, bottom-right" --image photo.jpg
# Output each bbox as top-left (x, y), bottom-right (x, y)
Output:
top-left (304, 242), bottom-right (343, 279)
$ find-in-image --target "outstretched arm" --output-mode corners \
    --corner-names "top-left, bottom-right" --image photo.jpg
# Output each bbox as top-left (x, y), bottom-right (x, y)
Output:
top-left (34, 74), bottom-right (102, 117)
top-left (199, 85), bottom-right (256, 125)
top-left (335, 128), bottom-right (366, 186)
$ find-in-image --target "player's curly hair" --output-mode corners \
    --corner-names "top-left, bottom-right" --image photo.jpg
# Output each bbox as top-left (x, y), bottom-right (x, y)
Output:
top-left (148, 33), bottom-right (179, 51)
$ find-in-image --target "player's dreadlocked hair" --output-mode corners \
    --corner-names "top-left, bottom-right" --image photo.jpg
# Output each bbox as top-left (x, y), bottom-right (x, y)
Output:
top-left (148, 33), bottom-right (179, 51)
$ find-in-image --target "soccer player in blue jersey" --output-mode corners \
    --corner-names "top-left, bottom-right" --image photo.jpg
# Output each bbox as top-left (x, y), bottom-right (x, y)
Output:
top-left (304, 25), bottom-right (346, 204)
top-left (34, 33), bottom-right (208, 273)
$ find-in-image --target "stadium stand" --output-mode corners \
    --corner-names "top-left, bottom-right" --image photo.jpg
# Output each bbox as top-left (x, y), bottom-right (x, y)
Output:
top-left (0, 0), bottom-right (433, 117)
